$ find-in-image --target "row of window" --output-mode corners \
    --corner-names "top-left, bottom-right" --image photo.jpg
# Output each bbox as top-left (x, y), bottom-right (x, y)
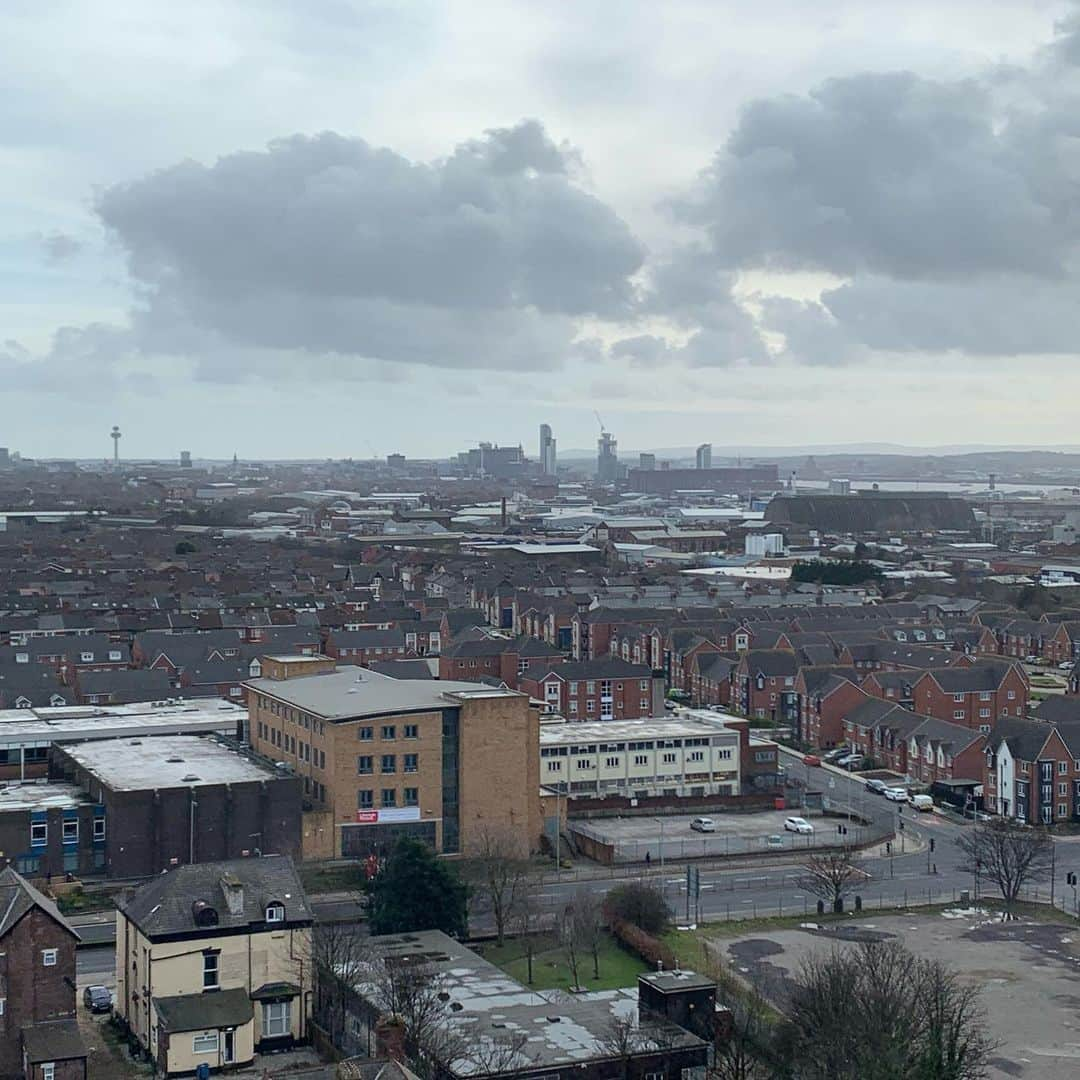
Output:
top-left (357, 787), bottom-right (419, 809)
top-left (257, 696), bottom-right (327, 735)
top-left (258, 722), bottom-right (327, 768)
top-left (13, 650), bottom-right (124, 663)
top-left (546, 748), bottom-right (731, 772)
top-left (357, 723), bottom-right (419, 741)
top-left (357, 754), bottom-right (418, 775)
top-left (31, 818), bottom-right (105, 846)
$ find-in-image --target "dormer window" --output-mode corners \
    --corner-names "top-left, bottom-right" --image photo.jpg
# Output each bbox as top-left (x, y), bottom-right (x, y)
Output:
top-left (265, 903), bottom-right (285, 923)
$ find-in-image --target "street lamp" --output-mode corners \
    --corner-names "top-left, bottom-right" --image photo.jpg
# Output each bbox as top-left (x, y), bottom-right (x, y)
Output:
top-left (654, 817), bottom-right (666, 885)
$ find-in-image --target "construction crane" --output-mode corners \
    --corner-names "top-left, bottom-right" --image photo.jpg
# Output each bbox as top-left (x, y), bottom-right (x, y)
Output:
top-left (594, 410), bottom-right (607, 435)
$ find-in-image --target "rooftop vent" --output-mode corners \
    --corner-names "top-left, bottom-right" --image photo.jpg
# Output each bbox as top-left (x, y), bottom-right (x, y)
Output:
top-left (181, 774), bottom-right (201, 783)
top-left (166, 756), bottom-right (184, 763)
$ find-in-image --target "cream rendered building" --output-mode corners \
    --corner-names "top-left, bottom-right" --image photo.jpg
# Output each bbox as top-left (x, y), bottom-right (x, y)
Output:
top-left (115, 856), bottom-right (313, 1075)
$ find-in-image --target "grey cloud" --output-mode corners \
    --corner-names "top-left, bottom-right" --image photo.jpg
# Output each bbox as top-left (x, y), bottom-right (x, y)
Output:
top-left (759, 297), bottom-right (867, 366)
top-left (94, 121), bottom-right (644, 374)
top-left (38, 231), bottom-right (83, 261)
top-left (676, 70), bottom-right (1066, 280)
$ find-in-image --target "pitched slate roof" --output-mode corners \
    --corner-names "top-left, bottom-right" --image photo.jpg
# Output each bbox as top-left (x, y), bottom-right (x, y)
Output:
top-left (117, 855), bottom-right (311, 937)
top-left (154, 987), bottom-right (253, 1033)
top-left (0, 866), bottom-right (80, 940)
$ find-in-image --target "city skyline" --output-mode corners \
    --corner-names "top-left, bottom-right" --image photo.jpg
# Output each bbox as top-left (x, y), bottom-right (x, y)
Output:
top-left (5, 2), bottom-right (1080, 458)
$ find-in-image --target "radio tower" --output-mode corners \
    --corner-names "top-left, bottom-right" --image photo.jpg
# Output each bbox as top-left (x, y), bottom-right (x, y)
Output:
top-left (110, 425), bottom-right (121, 466)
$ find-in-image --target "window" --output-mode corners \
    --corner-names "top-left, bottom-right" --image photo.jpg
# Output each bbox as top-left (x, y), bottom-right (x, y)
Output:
top-left (108, 650), bottom-right (123, 661)
top-left (662, 752), bottom-right (677, 764)
top-left (953, 710), bottom-right (965, 721)
top-left (404, 753), bottom-right (418, 773)
top-left (265, 903), bottom-right (285, 923)
top-left (80, 652), bottom-right (94, 663)
top-left (62, 820), bottom-right (78, 844)
top-left (192, 1033), bottom-right (219, 1054)
top-left (357, 755), bottom-right (373, 775)
top-left (381, 754), bottom-right (396, 773)
top-left (953, 693), bottom-right (964, 703)
top-left (357, 789), bottom-right (373, 809)
top-left (1008, 690), bottom-right (1016, 700)
top-left (404, 724), bottom-right (419, 739)
top-left (586, 700), bottom-right (595, 713)
top-left (41, 1065), bottom-right (55, 1080)
top-left (404, 787), bottom-right (419, 806)
top-left (42, 949), bottom-right (57, 966)
top-left (203, 952), bottom-right (219, 989)
top-left (381, 725), bottom-right (396, 740)
top-left (633, 754), bottom-right (648, 766)
top-left (1061, 761), bottom-right (1069, 774)
top-left (31, 822), bottom-right (47, 847)
top-left (1060, 783), bottom-right (1069, 796)
top-left (358, 726), bottom-right (373, 741)
top-left (263, 1000), bottom-right (291, 1038)
top-left (546, 761), bottom-right (560, 773)
top-left (605, 756), bottom-right (620, 768)
top-left (381, 789), bottom-right (397, 808)
top-left (979, 691), bottom-right (991, 701)
top-left (14, 653), bottom-right (28, 664)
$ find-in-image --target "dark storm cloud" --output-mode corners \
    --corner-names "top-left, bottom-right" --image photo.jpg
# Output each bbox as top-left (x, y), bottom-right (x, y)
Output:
top-left (94, 120), bottom-right (644, 372)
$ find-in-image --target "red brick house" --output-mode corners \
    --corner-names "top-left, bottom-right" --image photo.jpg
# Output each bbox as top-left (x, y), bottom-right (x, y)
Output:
top-left (984, 718), bottom-right (1080, 825)
top-left (910, 661), bottom-right (1028, 731)
top-left (795, 668), bottom-right (866, 749)
top-left (518, 659), bottom-right (659, 721)
top-left (689, 652), bottom-right (738, 709)
top-left (437, 634), bottom-right (565, 689)
top-left (0, 867), bottom-right (87, 1079)
top-left (734, 650), bottom-right (800, 723)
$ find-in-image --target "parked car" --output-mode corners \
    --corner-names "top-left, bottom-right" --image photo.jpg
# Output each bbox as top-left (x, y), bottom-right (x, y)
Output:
top-left (1059, 661), bottom-right (1075, 670)
top-left (1025, 654), bottom-right (1040, 664)
top-left (83, 986), bottom-right (112, 1014)
top-left (823, 748), bottom-right (848, 763)
top-left (910, 794), bottom-right (935, 812)
top-left (865, 778), bottom-right (888, 795)
top-left (690, 816), bottom-right (716, 833)
top-left (883, 787), bottom-right (909, 803)
top-left (837, 754), bottom-right (863, 770)
top-left (784, 816), bottom-right (814, 835)
top-left (803, 754), bottom-right (821, 766)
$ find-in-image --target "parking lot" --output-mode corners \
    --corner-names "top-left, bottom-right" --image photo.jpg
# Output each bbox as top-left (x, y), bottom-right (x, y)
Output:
top-left (569, 809), bottom-right (875, 863)
top-left (717, 910), bottom-right (1080, 1079)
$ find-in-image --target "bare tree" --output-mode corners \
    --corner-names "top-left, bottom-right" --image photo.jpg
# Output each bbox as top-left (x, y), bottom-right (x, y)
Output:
top-left (558, 888), bottom-right (601, 989)
top-left (797, 851), bottom-right (867, 911)
top-left (956, 818), bottom-right (1054, 917)
top-left (308, 921), bottom-right (372, 1048)
top-left (375, 957), bottom-right (466, 1070)
top-left (782, 940), bottom-right (994, 1080)
top-left (452, 1030), bottom-right (532, 1074)
top-left (512, 876), bottom-right (545, 985)
top-left (463, 824), bottom-right (530, 946)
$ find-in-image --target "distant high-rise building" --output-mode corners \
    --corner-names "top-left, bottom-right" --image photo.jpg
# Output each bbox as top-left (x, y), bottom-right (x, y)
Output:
top-left (597, 430), bottom-right (620, 483)
top-left (110, 425), bottom-right (121, 466)
top-left (0, 448), bottom-right (9, 469)
top-left (696, 443), bottom-right (712, 470)
top-left (639, 452), bottom-right (656, 471)
top-left (179, 450), bottom-right (192, 468)
top-left (539, 424), bottom-right (557, 476)
top-left (387, 453), bottom-right (406, 469)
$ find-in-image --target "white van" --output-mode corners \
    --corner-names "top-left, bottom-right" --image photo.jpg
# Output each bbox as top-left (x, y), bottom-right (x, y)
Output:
top-left (910, 794), bottom-right (934, 812)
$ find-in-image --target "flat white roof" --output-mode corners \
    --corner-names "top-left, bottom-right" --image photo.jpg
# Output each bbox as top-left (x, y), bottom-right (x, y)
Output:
top-left (0, 699), bottom-right (243, 748)
top-left (60, 735), bottom-right (277, 790)
top-left (0, 782), bottom-right (88, 811)
top-left (540, 713), bottom-right (742, 745)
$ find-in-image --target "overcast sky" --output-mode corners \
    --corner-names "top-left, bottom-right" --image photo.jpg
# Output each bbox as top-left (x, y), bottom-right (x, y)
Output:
top-left (4, 0), bottom-right (1080, 460)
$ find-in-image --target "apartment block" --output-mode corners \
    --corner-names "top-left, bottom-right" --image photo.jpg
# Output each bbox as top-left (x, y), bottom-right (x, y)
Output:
top-left (245, 661), bottom-right (541, 860)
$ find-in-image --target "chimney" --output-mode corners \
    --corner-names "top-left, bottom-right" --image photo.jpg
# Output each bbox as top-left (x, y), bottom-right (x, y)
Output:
top-left (220, 874), bottom-right (244, 917)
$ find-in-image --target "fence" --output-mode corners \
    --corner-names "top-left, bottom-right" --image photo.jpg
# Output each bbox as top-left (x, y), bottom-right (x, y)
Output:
top-left (568, 809), bottom-right (893, 866)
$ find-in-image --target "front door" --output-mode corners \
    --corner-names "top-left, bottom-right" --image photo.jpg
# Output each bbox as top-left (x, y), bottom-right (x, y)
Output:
top-left (223, 1030), bottom-right (235, 1065)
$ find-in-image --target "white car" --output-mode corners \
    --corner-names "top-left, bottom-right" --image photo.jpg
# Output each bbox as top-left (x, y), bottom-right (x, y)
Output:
top-left (690, 817), bottom-right (716, 833)
top-left (883, 787), bottom-right (909, 803)
top-left (784, 816), bottom-right (814, 835)
top-left (1059, 661), bottom-right (1075, 670)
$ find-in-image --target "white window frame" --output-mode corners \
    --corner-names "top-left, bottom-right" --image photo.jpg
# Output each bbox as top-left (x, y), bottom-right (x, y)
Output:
top-left (42, 948), bottom-right (58, 966)
top-left (31, 822), bottom-right (47, 847)
top-left (80, 652), bottom-right (94, 663)
top-left (262, 1000), bottom-right (291, 1038)
top-left (265, 903), bottom-right (285, 924)
top-left (62, 820), bottom-right (78, 844)
top-left (192, 1032), bottom-right (220, 1054)
top-left (41, 1064), bottom-right (55, 1080)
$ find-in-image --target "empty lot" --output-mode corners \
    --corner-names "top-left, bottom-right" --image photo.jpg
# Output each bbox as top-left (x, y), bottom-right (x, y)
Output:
top-left (718, 910), bottom-right (1080, 1080)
